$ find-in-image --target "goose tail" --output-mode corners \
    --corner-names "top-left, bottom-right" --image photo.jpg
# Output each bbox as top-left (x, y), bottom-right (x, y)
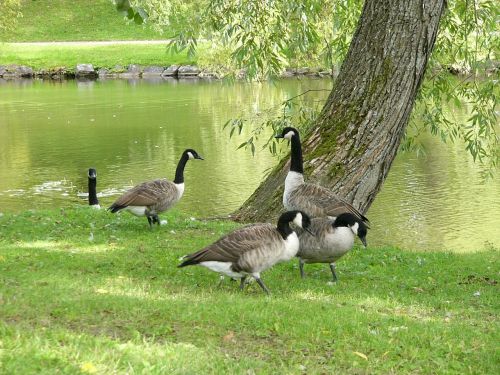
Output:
top-left (108, 204), bottom-right (126, 213)
top-left (178, 256), bottom-right (198, 268)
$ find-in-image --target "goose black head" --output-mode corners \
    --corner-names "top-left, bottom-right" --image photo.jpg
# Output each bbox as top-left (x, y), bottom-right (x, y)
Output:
top-left (333, 212), bottom-right (368, 247)
top-left (88, 168), bottom-right (97, 180)
top-left (275, 127), bottom-right (300, 140)
top-left (280, 210), bottom-right (314, 235)
top-left (293, 211), bottom-right (311, 231)
top-left (184, 149), bottom-right (204, 160)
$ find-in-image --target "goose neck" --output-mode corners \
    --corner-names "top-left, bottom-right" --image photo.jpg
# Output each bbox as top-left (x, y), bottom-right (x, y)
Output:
top-left (277, 217), bottom-right (294, 240)
top-left (88, 179), bottom-right (99, 205)
top-left (174, 153), bottom-right (189, 184)
top-left (290, 135), bottom-right (304, 174)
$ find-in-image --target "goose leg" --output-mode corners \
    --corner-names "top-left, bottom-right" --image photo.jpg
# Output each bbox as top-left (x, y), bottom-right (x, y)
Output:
top-left (299, 258), bottom-right (306, 278)
top-left (329, 263), bottom-right (338, 282)
top-left (254, 277), bottom-right (270, 295)
top-left (217, 274), bottom-right (225, 287)
top-left (239, 276), bottom-right (247, 291)
top-left (147, 215), bottom-right (153, 228)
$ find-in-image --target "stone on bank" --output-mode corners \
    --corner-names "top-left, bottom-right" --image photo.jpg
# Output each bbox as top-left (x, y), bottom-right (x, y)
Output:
top-left (0, 65), bottom-right (34, 78)
top-left (75, 64), bottom-right (97, 78)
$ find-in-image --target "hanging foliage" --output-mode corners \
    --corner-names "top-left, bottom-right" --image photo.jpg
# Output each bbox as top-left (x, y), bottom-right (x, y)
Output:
top-left (117, 0), bottom-right (499, 174)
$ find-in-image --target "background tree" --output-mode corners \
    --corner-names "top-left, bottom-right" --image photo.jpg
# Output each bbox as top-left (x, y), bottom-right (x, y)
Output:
top-left (119, 0), bottom-right (498, 221)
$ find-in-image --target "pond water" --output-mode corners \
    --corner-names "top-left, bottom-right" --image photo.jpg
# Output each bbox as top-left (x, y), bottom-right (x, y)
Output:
top-left (0, 78), bottom-right (498, 251)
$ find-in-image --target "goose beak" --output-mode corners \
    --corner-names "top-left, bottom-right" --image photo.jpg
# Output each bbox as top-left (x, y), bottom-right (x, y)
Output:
top-left (196, 155), bottom-right (204, 160)
top-left (275, 134), bottom-right (283, 139)
top-left (360, 236), bottom-right (367, 248)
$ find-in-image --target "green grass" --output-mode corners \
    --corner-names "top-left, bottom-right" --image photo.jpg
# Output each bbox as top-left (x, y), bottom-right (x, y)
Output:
top-left (1, 0), bottom-right (166, 42)
top-left (0, 208), bottom-right (498, 374)
top-left (0, 43), bottom-right (195, 70)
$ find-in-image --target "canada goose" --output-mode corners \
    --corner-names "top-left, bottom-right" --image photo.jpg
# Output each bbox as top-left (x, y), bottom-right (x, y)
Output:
top-left (108, 148), bottom-right (203, 227)
top-left (88, 168), bottom-right (100, 209)
top-left (178, 210), bottom-right (313, 295)
top-left (275, 127), bottom-right (369, 232)
top-left (297, 213), bottom-right (368, 282)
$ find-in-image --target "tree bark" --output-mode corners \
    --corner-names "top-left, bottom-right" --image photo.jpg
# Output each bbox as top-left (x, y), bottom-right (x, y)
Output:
top-left (234, 0), bottom-right (446, 222)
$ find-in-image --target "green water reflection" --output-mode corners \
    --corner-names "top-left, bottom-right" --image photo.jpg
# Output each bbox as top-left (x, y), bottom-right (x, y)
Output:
top-left (0, 78), bottom-right (498, 251)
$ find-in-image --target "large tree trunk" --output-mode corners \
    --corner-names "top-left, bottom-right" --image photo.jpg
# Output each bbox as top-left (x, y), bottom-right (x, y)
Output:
top-left (234, 0), bottom-right (446, 222)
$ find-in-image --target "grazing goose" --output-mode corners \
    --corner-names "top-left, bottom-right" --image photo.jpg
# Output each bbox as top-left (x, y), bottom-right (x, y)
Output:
top-left (88, 168), bottom-right (100, 209)
top-left (297, 213), bottom-right (368, 282)
top-left (275, 127), bottom-right (369, 230)
top-left (178, 210), bottom-right (312, 295)
top-left (108, 148), bottom-right (203, 227)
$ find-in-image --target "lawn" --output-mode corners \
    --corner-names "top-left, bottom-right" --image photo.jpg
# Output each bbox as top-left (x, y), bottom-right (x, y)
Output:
top-left (0, 43), bottom-right (194, 70)
top-left (1, 0), bottom-right (166, 42)
top-left (0, 207), bottom-right (498, 373)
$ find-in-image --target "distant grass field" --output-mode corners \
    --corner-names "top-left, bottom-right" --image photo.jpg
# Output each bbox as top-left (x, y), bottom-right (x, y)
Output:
top-left (0, 43), bottom-right (194, 69)
top-left (1, 0), bottom-right (166, 42)
top-left (0, 207), bottom-right (498, 374)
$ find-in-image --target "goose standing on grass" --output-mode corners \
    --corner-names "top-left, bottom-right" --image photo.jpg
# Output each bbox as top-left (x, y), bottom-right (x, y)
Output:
top-left (296, 213), bottom-right (368, 282)
top-left (275, 127), bottom-right (369, 232)
top-left (108, 148), bottom-right (203, 227)
top-left (178, 210), bottom-right (313, 295)
top-left (88, 168), bottom-right (100, 209)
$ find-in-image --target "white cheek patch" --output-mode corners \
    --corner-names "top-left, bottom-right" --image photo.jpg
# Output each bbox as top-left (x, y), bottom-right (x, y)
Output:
top-left (292, 212), bottom-right (303, 228)
top-left (284, 130), bottom-right (295, 140)
top-left (187, 152), bottom-right (194, 159)
top-left (350, 222), bottom-right (359, 235)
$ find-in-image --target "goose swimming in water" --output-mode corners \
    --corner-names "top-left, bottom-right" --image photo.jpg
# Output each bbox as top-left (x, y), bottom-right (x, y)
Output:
top-left (108, 148), bottom-right (203, 227)
top-left (88, 168), bottom-right (100, 209)
top-left (178, 210), bottom-right (313, 295)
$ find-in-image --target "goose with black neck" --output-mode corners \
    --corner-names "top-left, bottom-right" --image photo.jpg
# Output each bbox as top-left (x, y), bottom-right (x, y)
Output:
top-left (108, 148), bottom-right (203, 227)
top-left (275, 127), bottom-right (369, 229)
top-left (178, 210), bottom-right (313, 295)
top-left (296, 212), bottom-right (369, 282)
top-left (87, 168), bottom-right (100, 209)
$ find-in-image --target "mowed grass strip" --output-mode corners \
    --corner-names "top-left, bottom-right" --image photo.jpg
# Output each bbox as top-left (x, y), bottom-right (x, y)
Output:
top-left (0, 0), bottom-right (166, 42)
top-left (0, 43), bottom-right (194, 70)
top-left (0, 208), bottom-right (498, 374)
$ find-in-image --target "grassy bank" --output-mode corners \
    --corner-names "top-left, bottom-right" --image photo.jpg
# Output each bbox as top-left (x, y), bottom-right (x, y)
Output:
top-left (0, 207), bottom-right (498, 373)
top-left (0, 43), bottom-right (194, 70)
top-left (0, 1), bottom-right (193, 69)
top-left (0, 0), bottom-right (165, 42)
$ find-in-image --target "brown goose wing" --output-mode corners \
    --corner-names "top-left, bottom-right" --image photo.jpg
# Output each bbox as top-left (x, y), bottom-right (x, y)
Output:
top-left (296, 217), bottom-right (335, 252)
top-left (295, 217), bottom-right (334, 238)
top-left (110, 179), bottom-right (176, 208)
top-left (179, 224), bottom-right (279, 266)
top-left (291, 183), bottom-right (369, 223)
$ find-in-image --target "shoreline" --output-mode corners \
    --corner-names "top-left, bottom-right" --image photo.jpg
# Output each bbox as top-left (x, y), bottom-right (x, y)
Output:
top-left (1, 62), bottom-right (495, 81)
top-left (0, 63), bottom-right (336, 80)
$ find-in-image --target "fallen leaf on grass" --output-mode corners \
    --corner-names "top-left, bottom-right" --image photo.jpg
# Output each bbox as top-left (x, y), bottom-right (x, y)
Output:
top-left (353, 351), bottom-right (368, 360)
top-left (80, 362), bottom-right (97, 374)
top-left (223, 331), bottom-right (235, 342)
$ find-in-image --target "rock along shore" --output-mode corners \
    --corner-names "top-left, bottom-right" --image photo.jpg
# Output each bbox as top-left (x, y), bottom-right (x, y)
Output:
top-left (0, 63), bottom-right (336, 80)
